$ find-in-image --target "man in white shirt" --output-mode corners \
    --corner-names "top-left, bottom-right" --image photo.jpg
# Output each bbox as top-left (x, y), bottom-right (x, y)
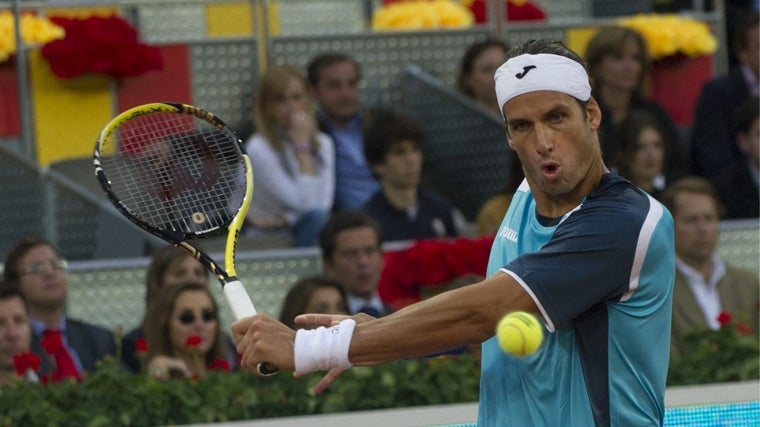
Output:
top-left (661, 176), bottom-right (759, 359)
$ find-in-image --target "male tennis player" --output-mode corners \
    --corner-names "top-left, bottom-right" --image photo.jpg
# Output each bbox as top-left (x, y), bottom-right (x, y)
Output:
top-left (233, 39), bottom-right (675, 426)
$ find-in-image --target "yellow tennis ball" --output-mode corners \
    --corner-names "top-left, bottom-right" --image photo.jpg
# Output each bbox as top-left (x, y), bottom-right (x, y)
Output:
top-left (496, 311), bottom-right (544, 356)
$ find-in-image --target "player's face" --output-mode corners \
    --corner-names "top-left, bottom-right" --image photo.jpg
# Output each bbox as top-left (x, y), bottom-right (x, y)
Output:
top-left (304, 287), bottom-right (348, 316)
top-left (595, 36), bottom-right (643, 93)
top-left (324, 227), bottom-right (384, 300)
top-left (170, 290), bottom-right (218, 358)
top-left (162, 256), bottom-right (208, 288)
top-left (465, 46), bottom-right (506, 108)
top-left (629, 126), bottom-right (665, 184)
top-left (672, 191), bottom-right (720, 264)
top-left (0, 296), bottom-right (31, 371)
top-left (17, 245), bottom-right (68, 310)
top-left (505, 91), bottom-right (603, 212)
top-left (373, 139), bottom-right (422, 190)
top-left (310, 61), bottom-right (361, 125)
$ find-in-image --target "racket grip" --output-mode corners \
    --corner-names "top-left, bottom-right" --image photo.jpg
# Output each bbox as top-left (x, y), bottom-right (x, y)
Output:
top-left (224, 279), bottom-right (257, 319)
top-left (224, 279), bottom-right (280, 376)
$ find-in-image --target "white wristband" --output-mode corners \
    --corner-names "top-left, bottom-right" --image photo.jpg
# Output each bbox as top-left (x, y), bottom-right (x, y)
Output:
top-left (294, 318), bottom-right (356, 374)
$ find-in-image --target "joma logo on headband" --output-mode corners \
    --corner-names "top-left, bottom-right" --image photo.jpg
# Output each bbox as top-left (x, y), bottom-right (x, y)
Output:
top-left (515, 65), bottom-right (537, 79)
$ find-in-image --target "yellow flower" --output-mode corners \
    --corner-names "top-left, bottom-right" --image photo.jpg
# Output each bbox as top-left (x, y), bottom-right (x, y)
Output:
top-left (373, 0), bottom-right (473, 31)
top-left (618, 14), bottom-right (717, 60)
top-left (0, 11), bottom-right (65, 62)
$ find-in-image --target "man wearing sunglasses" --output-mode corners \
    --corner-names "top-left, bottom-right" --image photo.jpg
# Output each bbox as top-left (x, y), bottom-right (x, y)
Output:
top-left (2, 237), bottom-right (116, 381)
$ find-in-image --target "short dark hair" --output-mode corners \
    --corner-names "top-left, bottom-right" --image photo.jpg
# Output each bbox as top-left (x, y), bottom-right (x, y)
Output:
top-left (363, 109), bottom-right (424, 168)
top-left (318, 211), bottom-right (382, 262)
top-left (660, 176), bottom-right (726, 219)
top-left (3, 237), bottom-right (56, 284)
top-left (306, 53), bottom-right (361, 87)
top-left (457, 38), bottom-right (509, 96)
top-left (0, 284), bottom-right (28, 311)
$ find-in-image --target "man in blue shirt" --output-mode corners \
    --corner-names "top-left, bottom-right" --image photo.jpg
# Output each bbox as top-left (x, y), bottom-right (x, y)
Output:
top-left (307, 53), bottom-right (380, 211)
top-left (234, 40), bottom-right (675, 426)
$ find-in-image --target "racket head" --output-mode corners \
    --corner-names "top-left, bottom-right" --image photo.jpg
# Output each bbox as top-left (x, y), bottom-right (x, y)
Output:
top-left (93, 102), bottom-right (249, 244)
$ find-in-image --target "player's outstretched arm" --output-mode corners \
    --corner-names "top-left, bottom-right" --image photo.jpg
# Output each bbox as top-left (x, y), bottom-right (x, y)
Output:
top-left (233, 271), bottom-right (537, 376)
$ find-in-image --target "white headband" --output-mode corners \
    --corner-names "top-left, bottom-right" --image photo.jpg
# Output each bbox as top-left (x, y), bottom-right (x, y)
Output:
top-left (494, 53), bottom-right (591, 117)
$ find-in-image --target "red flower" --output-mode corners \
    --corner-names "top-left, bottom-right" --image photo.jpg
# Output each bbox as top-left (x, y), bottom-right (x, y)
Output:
top-left (13, 352), bottom-right (41, 376)
top-left (209, 358), bottom-right (231, 371)
top-left (735, 323), bottom-right (755, 334)
top-left (717, 312), bottom-right (733, 325)
top-left (40, 14), bottom-right (162, 80)
top-left (135, 337), bottom-right (149, 353)
top-left (185, 335), bottom-right (202, 348)
top-left (40, 330), bottom-right (64, 355)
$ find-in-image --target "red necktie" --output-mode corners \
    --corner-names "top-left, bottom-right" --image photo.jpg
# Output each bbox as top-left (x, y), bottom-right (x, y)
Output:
top-left (40, 329), bottom-right (81, 382)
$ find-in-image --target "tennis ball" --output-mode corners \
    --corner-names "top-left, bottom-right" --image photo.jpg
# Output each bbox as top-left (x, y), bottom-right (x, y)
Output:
top-left (496, 311), bottom-right (543, 356)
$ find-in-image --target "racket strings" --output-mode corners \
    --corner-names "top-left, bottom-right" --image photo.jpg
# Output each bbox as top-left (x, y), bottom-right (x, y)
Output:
top-left (98, 111), bottom-right (245, 235)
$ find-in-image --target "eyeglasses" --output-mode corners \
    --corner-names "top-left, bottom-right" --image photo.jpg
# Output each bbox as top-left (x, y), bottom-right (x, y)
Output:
top-left (20, 259), bottom-right (68, 276)
top-left (178, 309), bottom-right (217, 325)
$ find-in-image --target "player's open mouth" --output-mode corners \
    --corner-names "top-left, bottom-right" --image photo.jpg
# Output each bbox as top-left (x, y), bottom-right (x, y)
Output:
top-left (541, 163), bottom-right (559, 177)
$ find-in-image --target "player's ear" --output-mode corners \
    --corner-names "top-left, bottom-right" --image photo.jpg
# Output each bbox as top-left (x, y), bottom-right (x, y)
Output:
top-left (586, 97), bottom-right (602, 131)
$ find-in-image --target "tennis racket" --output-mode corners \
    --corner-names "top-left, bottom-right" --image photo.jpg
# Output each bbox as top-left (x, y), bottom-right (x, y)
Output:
top-left (93, 102), bottom-right (278, 376)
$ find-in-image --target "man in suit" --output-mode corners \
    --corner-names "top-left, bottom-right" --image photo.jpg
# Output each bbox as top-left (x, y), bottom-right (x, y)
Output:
top-left (318, 211), bottom-right (393, 317)
top-left (691, 14), bottom-right (759, 180)
top-left (661, 177), bottom-right (759, 359)
top-left (3, 237), bottom-right (116, 380)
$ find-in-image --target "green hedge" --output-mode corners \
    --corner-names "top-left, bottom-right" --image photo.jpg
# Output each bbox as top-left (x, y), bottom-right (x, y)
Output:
top-left (0, 354), bottom-right (480, 427)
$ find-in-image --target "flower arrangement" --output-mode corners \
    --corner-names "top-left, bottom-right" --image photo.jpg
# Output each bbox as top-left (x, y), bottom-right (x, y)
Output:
top-left (40, 14), bottom-right (162, 80)
top-left (0, 11), bottom-right (65, 63)
top-left (668, 311), bottom-right (759, 386)
top-left (378, 237), bottom-right (493, 308)
top-left (372, 0), bottom-right (474, 31)
top-left (617, 14), bottom-right (718, 60)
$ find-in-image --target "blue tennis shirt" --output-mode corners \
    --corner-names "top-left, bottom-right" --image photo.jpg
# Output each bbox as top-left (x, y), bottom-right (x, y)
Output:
top-left (479, 173), bottom-right (675, 427)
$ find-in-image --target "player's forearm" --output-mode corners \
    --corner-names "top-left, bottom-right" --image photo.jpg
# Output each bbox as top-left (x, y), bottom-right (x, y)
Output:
top-left (347, 272), bottom-right (536, 365)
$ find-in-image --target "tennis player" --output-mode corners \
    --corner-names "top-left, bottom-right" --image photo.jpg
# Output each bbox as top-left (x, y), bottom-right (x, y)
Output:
top-left (232, 39), bottom-right (675, 426)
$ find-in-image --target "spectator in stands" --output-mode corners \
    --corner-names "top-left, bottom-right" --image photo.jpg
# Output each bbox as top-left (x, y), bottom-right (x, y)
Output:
top-left (0, 286), bottom-right (33, 385)
top-left (278, 276), bottom-right (348, 329)
top-left (143, 282), bottom-right (232, 379)
top-left (614, 109), bottom-right (672, 200)
top-left (122, 244), bottom-right (211, 373)
top-left (361, 109), bottom-right (459, 242)
top-left (713, 96), bottom-right (759, 219)
top-left (245, 64), bottom-right (335, 247)
top-left (691, 15), bottom-right (759, 180)
top-left (661, 176), bottom-right (759, 359)
top-left (3, 237), bottom-right (116, 380)
top-left (318, 211), bottom-right (393, 317)
top-left (457, 38), bottom-right (510, 117)
top-left (585, 26), bottom-right (685, 181)
top-left (307, 53), bottom-right (380, 211)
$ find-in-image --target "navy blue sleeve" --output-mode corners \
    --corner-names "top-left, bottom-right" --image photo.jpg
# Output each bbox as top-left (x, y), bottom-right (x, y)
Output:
top-left (504, 186), bottom-right (651, 330)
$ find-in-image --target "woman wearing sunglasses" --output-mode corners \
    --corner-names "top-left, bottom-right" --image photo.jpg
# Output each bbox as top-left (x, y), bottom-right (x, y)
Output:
top-left (143, 282), bottom-right (231, 380)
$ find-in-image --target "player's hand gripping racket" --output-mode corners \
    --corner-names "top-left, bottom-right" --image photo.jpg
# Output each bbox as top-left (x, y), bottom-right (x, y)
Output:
top-left (93, 102), bottom-right (278, 376)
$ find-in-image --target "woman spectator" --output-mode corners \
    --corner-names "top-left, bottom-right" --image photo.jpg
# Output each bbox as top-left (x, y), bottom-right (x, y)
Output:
top-left (615, 110), bottom-right (671, 200)
top-left (585, 26), bottom-right (686, 181)
top-left (121, 245), bottom-right (208, 372)
top-left (278, 276), bottom-right (348, 329)
top-left (245, 64), bottom-right (335, 247)
top-left (143, 282), bottom-right (231, 379)
top-left (457, 38), bottom-right (510, 117)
